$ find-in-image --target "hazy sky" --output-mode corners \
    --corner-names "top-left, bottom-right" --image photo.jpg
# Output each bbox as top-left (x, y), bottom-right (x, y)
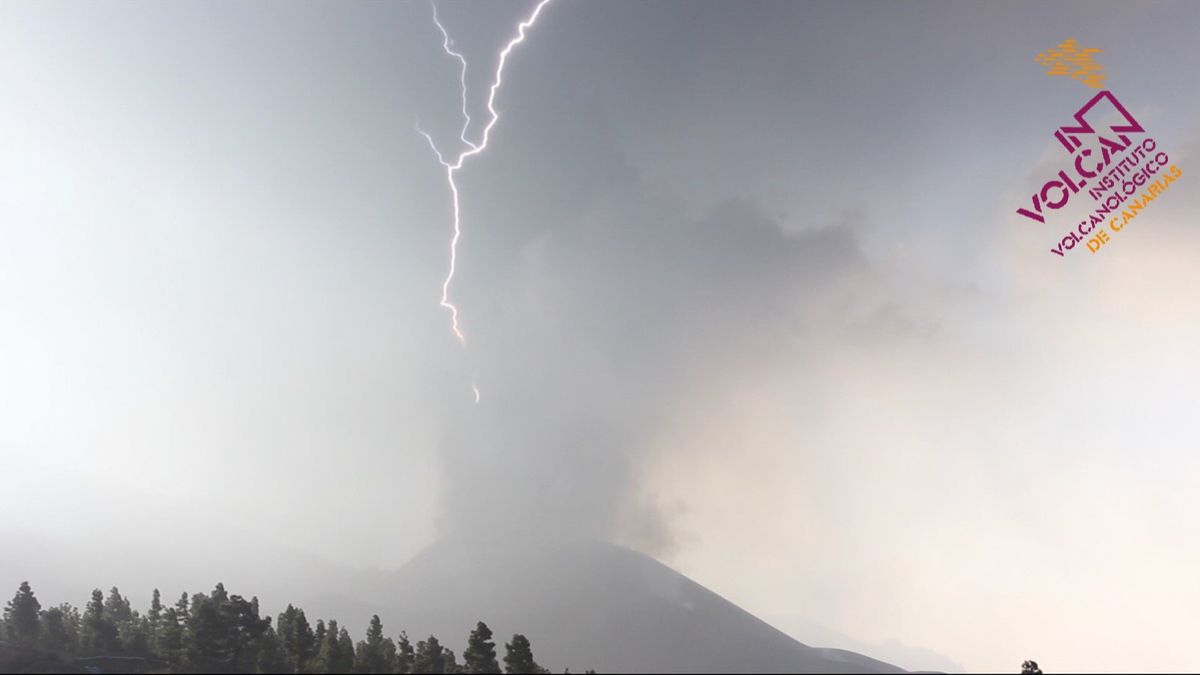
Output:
top-left (3, 1), bottom-right (1200, 672)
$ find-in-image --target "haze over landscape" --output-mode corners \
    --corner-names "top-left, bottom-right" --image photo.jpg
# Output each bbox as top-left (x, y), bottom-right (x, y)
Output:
top-left (3, 1), bottom-right (1200, 672)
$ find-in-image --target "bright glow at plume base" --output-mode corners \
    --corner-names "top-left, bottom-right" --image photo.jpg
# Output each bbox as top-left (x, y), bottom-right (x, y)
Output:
top-left (417, 0), bottom-right (556, 401)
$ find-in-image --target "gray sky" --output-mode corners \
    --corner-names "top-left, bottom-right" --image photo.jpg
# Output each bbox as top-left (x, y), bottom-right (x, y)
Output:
top-left (3, 1), bottom-right (1200, 672)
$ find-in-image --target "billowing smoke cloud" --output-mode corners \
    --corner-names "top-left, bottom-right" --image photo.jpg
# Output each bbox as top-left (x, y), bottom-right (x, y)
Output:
top-left (433, 143), bottom-right (870, 553)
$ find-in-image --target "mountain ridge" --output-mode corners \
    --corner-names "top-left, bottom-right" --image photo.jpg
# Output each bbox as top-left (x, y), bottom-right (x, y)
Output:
top-left (310, 538), bottom-right (906, 674)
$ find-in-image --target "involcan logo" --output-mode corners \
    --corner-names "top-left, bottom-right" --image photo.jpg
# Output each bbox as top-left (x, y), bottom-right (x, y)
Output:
top-left (1018, 42), bottom-right (1183, 257)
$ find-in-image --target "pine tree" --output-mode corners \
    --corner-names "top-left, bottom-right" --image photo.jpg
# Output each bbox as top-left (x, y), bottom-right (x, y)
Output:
top-left (3, 581), bottom-right (42, 646)
top-left (502, 634), bottom-right (542, 675)
top-left (223, 593), bottom-right (269, 672)
top-left (278, 605), bottom-right (299, 669)
top-left (414, 636), bottom-right (446, 674)
top-left (295, 608), bottom-right (317, 672)
top-left (354, 614), bottom-right (392, 674)
top-left (123, 616), bottom-right (151, 656)
top-left (380, 635), bottom-right (398, 674)
top-left (81, 588), bottom-right (119, 654)
top-left (104, 586), bottom-right (145, 657)
top-left (315, 620), bottom-right (356, 674)
top-left (257, 625), bottom-right (290, 674)
top-left (337, 627), bottom-right (357, 673)
top-left (315, 618), bottom-right (328, 652)
top-left (278, 605), bottom-right (316, 672)
top-left (315, 619), bottom-right (347, 674)
top-left (104, 587), bottom-right (133, 624)
top-left (186, 592), bottom-right (226, 669)
top-left (463, 622), bottom-right (500, 674)
top-left (156, 592), bottom-right (188, 666)
top-left (158, 606), bottom-right (184, 665)
top-left (443, 648), bottom-right (460, 674)
top-left (40, 605), bottom-right (64, 651)
top-left (39, 603), bottom-right (80, 654)
top-left (211, 582), bottom-right (229, 605)
top-left (146, 589), bottom-right (163, 652)
top-left (395, 631), bottom-right (415, 674)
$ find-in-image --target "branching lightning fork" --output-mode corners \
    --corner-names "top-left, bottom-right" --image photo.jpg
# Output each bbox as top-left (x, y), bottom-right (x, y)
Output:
top-left (417, 0), bottom-right (555, 403)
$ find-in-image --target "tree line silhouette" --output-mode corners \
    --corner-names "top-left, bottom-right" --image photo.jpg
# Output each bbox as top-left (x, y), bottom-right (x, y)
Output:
top-left (1, 580), bottom-right (568, 674)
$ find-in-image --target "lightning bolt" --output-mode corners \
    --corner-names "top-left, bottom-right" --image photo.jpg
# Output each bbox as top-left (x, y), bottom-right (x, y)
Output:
top-left (417, 0), bottom-right (556, 401)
